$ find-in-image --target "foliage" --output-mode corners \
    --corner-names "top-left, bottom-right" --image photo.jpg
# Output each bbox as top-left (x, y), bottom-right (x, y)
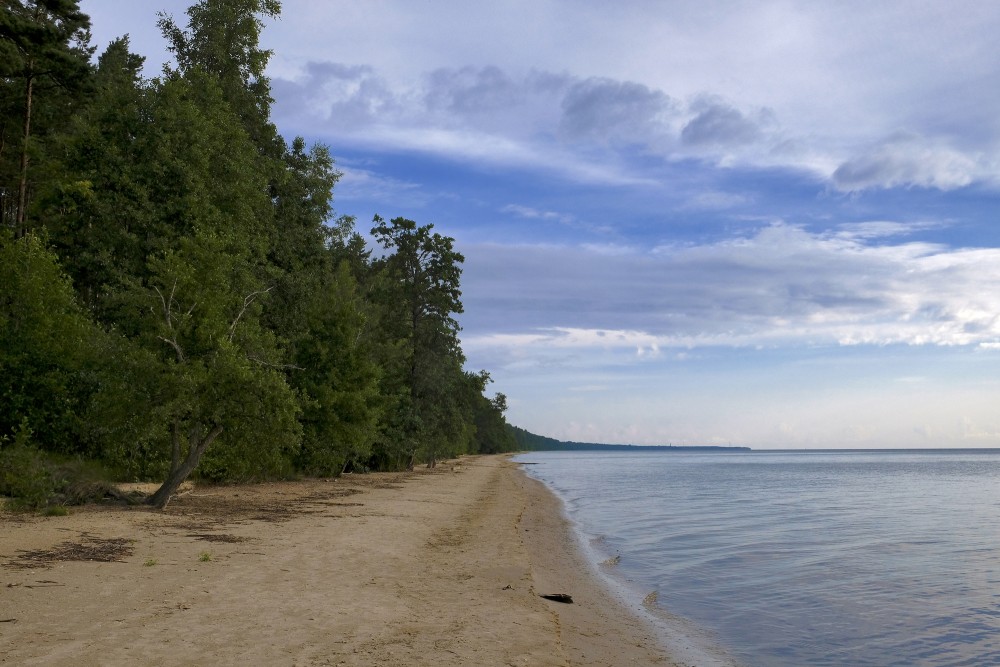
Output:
top-left (0, 422), bottom-right (59, 509)
top-left (369, 216), bottom-right (471, 468)
top-left (0, 232), bottom-right (104, 455)
top-left (0, 0), bottom-right (93, 236)
top-left (0, 0), bottom-right (520, 509)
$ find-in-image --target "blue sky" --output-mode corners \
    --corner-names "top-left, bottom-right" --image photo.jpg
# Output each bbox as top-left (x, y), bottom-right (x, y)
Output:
top-left (81, 1), bottom-right (1000, 448)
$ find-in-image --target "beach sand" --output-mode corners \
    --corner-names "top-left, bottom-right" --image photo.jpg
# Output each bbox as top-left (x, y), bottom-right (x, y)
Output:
top-left (0, 455), bottom-right (678, 666)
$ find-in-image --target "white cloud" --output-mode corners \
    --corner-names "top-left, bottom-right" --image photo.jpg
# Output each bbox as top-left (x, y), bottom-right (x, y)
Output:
top-left (834, 220), bottom-right (942, 240)
top-left (501, 204), bottom-right (573, 224)
top-left (461, 223), bottom-right (1000, 368)
top-left (336, 165), bottom-right (432, 209)
top-left (263, 2), bottom-right (1000, 190)
top-left (272, 57), bottom-right (1000, 191)
top-left (83, 0), bottom-right (1000, 191)
top-left (680, 191), bottom-right (752, 211)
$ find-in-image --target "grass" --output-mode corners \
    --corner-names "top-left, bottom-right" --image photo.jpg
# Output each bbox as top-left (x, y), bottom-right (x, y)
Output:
top-left (198, 551), bottom-right (212, 562)
top-left (43, 505), bottom-right (69, 516)
top-left (143, 558), bottom-right (157, 567)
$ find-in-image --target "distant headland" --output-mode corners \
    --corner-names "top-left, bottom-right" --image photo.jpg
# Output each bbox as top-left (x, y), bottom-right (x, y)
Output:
top-left (509, 425), bottom-right (751, 452)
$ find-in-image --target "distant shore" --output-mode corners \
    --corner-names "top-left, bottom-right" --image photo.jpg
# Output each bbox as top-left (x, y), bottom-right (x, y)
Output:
top-left (0, 456), bottom-right (676, 666)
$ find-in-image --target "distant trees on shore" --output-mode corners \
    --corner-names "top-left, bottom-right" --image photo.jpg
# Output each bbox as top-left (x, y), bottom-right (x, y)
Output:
top-left (0, 0), bottom-right (517, 510)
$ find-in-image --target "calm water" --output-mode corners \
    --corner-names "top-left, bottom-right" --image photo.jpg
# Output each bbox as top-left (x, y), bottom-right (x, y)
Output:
top-left (516, 450), bottom-right (1000, 667)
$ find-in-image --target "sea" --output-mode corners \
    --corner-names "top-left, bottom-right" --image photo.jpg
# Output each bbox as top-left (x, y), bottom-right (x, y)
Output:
top-left (514, 449), bottom-right (1000, 667)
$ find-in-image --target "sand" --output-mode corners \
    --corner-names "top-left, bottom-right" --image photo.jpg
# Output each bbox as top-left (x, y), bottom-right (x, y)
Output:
top-left (0, 455), bottom-right (679, 666)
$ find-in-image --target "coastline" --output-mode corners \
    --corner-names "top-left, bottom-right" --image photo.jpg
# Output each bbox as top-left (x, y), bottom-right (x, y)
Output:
top-left (1, 455), bottom-right (677, 666)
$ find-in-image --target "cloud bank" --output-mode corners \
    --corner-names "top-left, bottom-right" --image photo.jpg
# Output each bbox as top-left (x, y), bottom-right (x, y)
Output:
top-left (461, 222), bottom-right (1000, 369)
top-left (273, 59), bottom-right (999, 193)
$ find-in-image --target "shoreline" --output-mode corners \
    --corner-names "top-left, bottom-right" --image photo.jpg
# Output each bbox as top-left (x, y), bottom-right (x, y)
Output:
top-left (517, 459), bottom-right (737, 667)
top-left (1, 455), bottom-right (678, 666)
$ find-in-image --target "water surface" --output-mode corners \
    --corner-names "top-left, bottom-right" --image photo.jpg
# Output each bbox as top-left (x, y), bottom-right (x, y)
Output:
top-left (516, 449), bottom-right (1000, 667)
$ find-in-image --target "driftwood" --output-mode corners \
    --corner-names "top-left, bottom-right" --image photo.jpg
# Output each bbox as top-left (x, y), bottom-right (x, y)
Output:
top-left (540, 593), bottom-right (574, 603)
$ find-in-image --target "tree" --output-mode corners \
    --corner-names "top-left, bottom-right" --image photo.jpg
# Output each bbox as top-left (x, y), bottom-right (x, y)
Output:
top-left (369, 216), bottom-right (467, 468)
top-left (135, 70), bottom-right (300, 506)
top-left (41, 53), bottom-right (301, 505)
top-left (158, 0), bottom-right (282, 157)
top-left (40, 36), bottom-right (150, 319)
top-left (0, 231), bottom-right (103, 455)
top-left (467, 372), bottom-right (517, 454)
top-left (289, 259), bottom-right (381, 475)
top-left (0, 0), bottom-right (92, 236)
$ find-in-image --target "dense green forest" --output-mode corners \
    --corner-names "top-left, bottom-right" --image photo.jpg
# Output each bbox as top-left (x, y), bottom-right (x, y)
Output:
top-left (0, 0), bottom-right (518, 510)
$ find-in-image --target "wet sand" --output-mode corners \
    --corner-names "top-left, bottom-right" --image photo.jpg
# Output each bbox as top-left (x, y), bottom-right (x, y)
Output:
top-left (0, 455), bottom-right (678, 666)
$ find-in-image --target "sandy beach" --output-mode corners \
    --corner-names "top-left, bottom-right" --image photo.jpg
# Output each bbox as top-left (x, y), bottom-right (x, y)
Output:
top-left (0, 456), bottom-right (677, 666)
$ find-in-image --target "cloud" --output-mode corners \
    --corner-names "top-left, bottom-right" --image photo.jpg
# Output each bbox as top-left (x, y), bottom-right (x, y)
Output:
top-left (680, 190), bottom-right (752, 211)
top-left (680, 99), bottom-right (769, 148)
top-left (834, 220), bottom-right (943, 240)
top-left (271, 52), bottom-right (1000, 192)
top-left (272, 62), bottom-right (771, 181)
top-left (832, 133), bottom-right (984, 191)
top-left (501, 204), bottom-right (573, 225)
top-left (460, 222), bottom-right (1000, 368)
top-left (425, 65), bottom-right (523, 116)
top-left (336, 165), bottom-right (431, 208)
top-left (558, 77), bottom-right (675, 145)
top-left (87, 0), bottom-right (1000, 193)
top-left (272, 62), bottom-right (402, 129)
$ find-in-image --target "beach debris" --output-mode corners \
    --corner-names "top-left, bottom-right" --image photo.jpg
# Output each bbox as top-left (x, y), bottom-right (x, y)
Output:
top-left (0, 618), bottom-right (17, 623)
top-left (642, 590), bottom-right (659, 607)
top-left (540, 593), bottom-right (574, 604)
top-left (503, 584), bottom-right (514, 590)
top-left (186, 532), bottom-right (249, 543)
top-left (8, 537), bottom-right (133, 569)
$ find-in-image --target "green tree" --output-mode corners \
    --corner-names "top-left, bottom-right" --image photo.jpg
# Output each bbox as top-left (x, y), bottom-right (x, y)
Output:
top-left (0, 0), bottom-right (92, 236)
top-left (42, 50), bottom-right (302, 504)
top-left (0, 231), bottom-right (102, 455)
top-left (134, 70), bottom-right (300, 506)
top-left (290, 259), bottom-right (382, 475)
top-left (157, 0), bottom-right (282, 157)
top-left (467, 372), bottom-right (517, 454)
top-left (40, 36), bottom-right (150, 319)
top-left (369, 216), bottom-right (468, 469)
top-left (264, 137), bottom-right (382, 474)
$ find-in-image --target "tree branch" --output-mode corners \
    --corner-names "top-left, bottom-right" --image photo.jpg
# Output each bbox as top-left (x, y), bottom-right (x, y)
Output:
top-left (228, 287), bottom-right (273, 342)
top-left (247, 355), bottom-right (303, 371)
top-left (157, 336), bottom-right (185, 363)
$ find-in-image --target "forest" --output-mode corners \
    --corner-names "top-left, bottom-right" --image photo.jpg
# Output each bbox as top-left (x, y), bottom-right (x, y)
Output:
top-left (0, 0), bottom-right (518, 510)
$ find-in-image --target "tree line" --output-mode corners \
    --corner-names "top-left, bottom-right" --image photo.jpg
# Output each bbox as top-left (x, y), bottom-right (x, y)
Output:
top-left (0, 0), bottom-right (518, 509)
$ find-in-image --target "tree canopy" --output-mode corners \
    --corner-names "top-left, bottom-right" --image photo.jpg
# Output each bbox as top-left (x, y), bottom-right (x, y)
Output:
top-left (0, 0), bottom-right (518, 510)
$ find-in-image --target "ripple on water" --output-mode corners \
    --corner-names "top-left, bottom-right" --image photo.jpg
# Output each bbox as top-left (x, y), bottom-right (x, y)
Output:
top-left (518, 449), bottom-right (1000, 667)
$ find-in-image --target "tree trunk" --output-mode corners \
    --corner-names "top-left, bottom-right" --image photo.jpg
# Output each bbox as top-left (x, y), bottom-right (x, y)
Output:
top-left (16, 69), bottom-right (33, 238)
top-left (147, 423), bottom-right (224, 509)
top-left (170, 420), bottom-right (181, 474)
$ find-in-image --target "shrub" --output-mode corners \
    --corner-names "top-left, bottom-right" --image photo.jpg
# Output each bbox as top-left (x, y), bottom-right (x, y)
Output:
top-left (0, 423), bottom-right (61, 510)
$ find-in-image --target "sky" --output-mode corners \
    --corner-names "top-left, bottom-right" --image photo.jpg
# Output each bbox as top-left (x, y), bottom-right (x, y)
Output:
top-left (79, 0), bottom-right (1000, 448)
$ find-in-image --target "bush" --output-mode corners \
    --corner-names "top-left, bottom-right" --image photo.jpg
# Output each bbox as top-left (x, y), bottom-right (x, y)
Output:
top-left (0, 421), bottom-right (123, 510)
top-left (0, 424), bottom-right (61, 510)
